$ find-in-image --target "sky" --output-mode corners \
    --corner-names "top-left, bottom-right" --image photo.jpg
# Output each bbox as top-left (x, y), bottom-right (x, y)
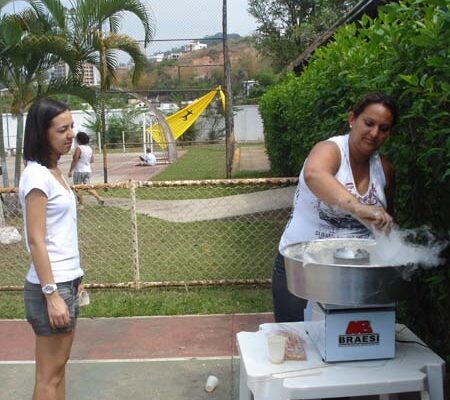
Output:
top-left (2, 0), bottom-right (258, 61)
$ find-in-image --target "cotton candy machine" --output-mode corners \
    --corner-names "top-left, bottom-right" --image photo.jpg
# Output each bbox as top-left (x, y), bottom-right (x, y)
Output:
top-left (281, 238), bottom-right (411, 362)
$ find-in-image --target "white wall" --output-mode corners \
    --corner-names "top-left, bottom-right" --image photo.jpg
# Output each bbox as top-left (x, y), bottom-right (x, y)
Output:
top-left (233, 105), bottom-right (264, 142)
top-left (1, 109), bottom-right (126, 153)
top-left (1, 104), bottom-right (265, 152)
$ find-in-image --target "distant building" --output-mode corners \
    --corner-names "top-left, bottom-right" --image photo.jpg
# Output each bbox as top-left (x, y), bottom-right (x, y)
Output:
top-left (49, 62), bottom-right (99, 86)
top-left (128, 98), bottom-right (147, 108)
top-left (183, 41), bottom-right (207, 52)
top-left (50, 62), bottom-right (70, 80)
top-left (242, 80), bottom-right (259, 97)
top-left (157, 102), bottom-right (179, 114)
top-left (81, 63), bottom-right (100, 86)
top-left (148, 53), bottom-right (165, 63)
top-left (166, 52), bottom-right (182, 60)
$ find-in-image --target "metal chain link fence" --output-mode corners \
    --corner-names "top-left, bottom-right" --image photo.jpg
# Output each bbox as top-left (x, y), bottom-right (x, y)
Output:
top-left (0, 178), bottom-right (297, 290)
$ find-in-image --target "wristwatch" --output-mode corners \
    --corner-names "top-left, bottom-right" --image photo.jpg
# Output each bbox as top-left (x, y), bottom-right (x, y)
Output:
top-left (42, 283), bottom-right (58, 295)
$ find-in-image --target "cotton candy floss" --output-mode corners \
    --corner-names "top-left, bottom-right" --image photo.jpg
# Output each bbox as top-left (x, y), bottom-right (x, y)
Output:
top-left (371, 226), bottom-right (447, 278)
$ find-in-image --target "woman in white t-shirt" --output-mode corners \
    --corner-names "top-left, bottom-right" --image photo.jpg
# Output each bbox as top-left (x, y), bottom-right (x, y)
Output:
top-left (19, 98), bottom-right (84, 400)
top-left (68, 131), bottom-right (104, 208)
top-left (273, 92), bottom-right (398, 322)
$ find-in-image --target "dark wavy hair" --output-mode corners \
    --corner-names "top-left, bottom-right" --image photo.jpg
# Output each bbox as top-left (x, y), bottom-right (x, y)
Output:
top-left (352, 92), bottom-right (399, 127)
top-left (23, 98), bottom-right (70, 167)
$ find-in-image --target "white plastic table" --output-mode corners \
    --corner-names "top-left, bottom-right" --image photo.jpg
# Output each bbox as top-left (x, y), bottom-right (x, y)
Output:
top-left (237, 322), bottom-right (445, 400)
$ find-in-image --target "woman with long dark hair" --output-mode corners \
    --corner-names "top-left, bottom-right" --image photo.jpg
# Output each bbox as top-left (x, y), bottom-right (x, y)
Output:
top-left (19, 98), bottom-right (83, 400)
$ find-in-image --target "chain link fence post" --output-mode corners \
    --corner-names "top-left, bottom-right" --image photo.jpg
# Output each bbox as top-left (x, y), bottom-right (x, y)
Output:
top-left (129, 180), bottom-right (141, 289)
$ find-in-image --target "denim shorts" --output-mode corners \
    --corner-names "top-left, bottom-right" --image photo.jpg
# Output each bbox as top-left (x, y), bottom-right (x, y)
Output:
top-left (24, 277), bottom-right (82, 336)
top-left (73, 172), bottom-right (91, 185)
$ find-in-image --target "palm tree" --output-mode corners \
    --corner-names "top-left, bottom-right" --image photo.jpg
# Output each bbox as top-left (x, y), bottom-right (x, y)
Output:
top-left (81, 0), bottom-right (153, 182)
top-left (0, 0), bottom-right (153, 184)
top-left (0, 10), bottom-right (96, 185)
top-left (30, 0), bottom-right (154, 182)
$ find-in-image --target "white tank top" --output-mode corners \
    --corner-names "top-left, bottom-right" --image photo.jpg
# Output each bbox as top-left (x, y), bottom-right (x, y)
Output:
top-left (73, 145), bottom-right (92, 173)
top-left (279, 134), bottom-right (387, 251)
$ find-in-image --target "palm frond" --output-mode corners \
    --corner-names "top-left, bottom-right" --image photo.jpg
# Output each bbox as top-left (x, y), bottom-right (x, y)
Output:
top-left (92, 0), bottom-right (154, 45)
top-left (21, 33), bottom-right (78, 72)
top-left (31, 0), bottom-right (67, 30)
top-left (39, 77), bottom-right (97, 108)
top-left (104, 48), bottom-right (118, 78)
top-left (103, 33), bottom-right (147, 84)
top-left (108, 13), bottom-right (121, 33)
top-left (0, 15), bottom-right (24, 49)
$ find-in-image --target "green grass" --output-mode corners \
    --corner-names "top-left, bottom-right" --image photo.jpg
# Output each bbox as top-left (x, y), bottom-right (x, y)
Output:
top-left (0, 143), bottom-right (282, 319)
top-left (0, 205), bottom-right (287, 285)
top-left (154, 146), bottom-right (227, 181)
top-left (0, 286), bottom-right (273, 319)
top-left (101, 144), bottom-right (278, 200)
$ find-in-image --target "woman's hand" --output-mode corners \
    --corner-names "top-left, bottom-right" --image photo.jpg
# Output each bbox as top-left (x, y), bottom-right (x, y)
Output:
top-left (45, 292), bottom-right (70, 329)
top-left (354, 203), bottom-right (393, 233)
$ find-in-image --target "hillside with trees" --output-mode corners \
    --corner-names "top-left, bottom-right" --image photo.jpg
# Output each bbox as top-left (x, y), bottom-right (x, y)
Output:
top-left (115, 35), bottom-right (276, 103)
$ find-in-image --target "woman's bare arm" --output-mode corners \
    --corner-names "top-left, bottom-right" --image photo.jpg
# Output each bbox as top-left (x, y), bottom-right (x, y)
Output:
top-left (304, 141), bottom-right (393, 231)
top-left (26, 190), bottom-right (70, 328)
top-left (68, 147), bottom-right (81, 177)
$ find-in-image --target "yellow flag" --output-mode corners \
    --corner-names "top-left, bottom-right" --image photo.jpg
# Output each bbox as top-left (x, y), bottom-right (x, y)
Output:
top-left (219, 87), bottom-right (226, 111)
top-left (150, 87), bottom-right (224, 147)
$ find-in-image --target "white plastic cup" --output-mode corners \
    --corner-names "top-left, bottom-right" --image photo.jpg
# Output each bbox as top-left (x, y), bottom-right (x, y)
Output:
top-left (78, 290), bottom-right (90, 307)
top-left (205, 375), bottom-right (219, 392)
top-left (267, 335), bottom-right (287, 364)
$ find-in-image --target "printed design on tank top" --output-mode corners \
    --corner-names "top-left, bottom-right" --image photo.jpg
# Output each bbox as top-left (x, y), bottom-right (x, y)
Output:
top-left (314, 181), bottom-right (382, 239)
top-left (283, 182), bottom-right (302, 232)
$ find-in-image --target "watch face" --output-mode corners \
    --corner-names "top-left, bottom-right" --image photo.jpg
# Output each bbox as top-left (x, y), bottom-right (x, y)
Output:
top-left (42, 284), bottom-right (57, 295)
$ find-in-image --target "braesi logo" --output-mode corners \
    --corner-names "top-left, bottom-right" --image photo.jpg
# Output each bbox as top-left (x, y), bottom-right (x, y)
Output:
top-left (338, 320), bottom-right (380, 346)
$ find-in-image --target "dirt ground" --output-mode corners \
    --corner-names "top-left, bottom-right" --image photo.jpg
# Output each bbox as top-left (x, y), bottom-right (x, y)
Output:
top-left (1, 151), bottom-right (169, 186)
top-left (1, 146), bottom-right (271, 187)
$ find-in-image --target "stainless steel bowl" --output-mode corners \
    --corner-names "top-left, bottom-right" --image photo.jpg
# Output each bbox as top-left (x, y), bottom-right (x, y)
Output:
top-left (281, 238), bottom-right (409, 306)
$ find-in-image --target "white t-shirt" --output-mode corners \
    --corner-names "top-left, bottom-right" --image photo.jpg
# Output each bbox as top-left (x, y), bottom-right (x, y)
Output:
top-left (143, 152), bottom-right (157, 166)
top-left (279, 134), bottom-right (387, 251)
top-left (73, 144), bottom-right (92, 173)
top-left (19, 161), bottom-right (83, 284)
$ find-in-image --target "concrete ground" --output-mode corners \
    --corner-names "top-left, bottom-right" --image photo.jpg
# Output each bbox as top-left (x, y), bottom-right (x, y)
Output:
top-left (0, 148), bottom-right (428, 398)
top-left (0, 314), bottom-right (419, 400)
top-left (0, 313), bottom-right (273, 400)
top-left (236, 146), bottom-right (270, 172)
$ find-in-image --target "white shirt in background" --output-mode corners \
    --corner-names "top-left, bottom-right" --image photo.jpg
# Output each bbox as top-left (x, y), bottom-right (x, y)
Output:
top-left (143, 152), bottom-right (157, 166)
top-left (74, 144), bottom-right (92, 173)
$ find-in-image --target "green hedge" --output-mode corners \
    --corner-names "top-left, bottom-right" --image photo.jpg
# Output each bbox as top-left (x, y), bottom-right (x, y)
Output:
top-left (260, 0), bottom-right (450, 360)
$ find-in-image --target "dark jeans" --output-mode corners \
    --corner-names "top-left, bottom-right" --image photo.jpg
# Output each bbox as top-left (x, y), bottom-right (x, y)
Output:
top-left (272, 252), bottom-right (308, 322)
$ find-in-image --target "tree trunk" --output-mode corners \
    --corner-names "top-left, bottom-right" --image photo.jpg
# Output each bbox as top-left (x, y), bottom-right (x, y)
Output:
top-left (14, 107), bottom-right (24, 187)
top-left (223, 0), bottom-right (235, 178)
top-left (0, 113), bottom-right (10, 187)
top-left (98, 26), bottom-right (109, 183)
top-left (100, 98), bottom-right (108, 183)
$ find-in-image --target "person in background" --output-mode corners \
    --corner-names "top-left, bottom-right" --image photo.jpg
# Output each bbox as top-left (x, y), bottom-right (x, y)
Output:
top-left (68, 131), bottom-right (104, 209)
top-left (273, 92), bottom-right (398, 322)
top-left (19, 98), bottom-right (84, 400)
top-left (138, 147), bottom-right (157, 166)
